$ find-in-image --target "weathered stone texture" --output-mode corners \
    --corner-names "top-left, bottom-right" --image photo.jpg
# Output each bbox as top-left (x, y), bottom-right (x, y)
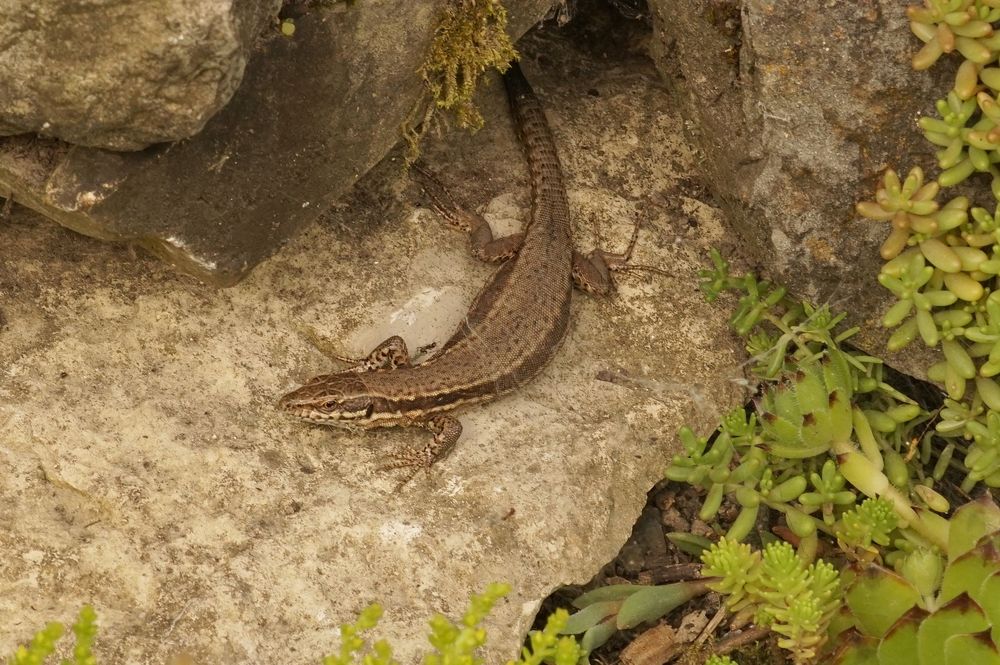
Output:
top-left (0, 0), bottom-right (281, 150)
top-left (0, 0), bottom-right (558, 286)
top-left (649, 0), bottom-right (953, 318)
top-left (0, 11), bottom-right (744, 663)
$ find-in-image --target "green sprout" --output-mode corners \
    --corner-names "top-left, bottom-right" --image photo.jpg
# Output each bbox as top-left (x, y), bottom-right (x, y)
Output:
top-left (321, 584), bottom-right (586, 665)
top-left (798, 459), bottom-right (857, 525)
top-left (510, 610), bottom-right (583, 665)
top-left (703, 657), bottom-right (737, 665)
top-left (322, 604), bottom-right (394, 665)
top-left (7, 606), bottom-right (98, 665)
top-left (834, 497), bottom-right (899, 557)
top-left (425, 583), bottom-right (510, 665)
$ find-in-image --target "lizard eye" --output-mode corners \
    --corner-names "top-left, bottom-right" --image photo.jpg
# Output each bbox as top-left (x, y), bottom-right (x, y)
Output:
top-left (323, 400), bottom-right (339, 410)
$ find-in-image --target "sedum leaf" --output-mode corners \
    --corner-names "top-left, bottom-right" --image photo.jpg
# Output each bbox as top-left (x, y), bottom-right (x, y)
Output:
top-left (844, 564), bottom-right (920, 638)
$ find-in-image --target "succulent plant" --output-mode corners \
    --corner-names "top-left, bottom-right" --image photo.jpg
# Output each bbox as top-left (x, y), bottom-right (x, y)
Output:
top-left (907, 0), bottom-right (1000, 71)
top-left (863, 165), bottom-right (1000, 492)
top-left (559, 580), bottom-right (711, 652)
top-left (662, 3), bottom-right (1000, 663)
top-left (822, 496), bottom-right (1000, 664)
top-left (915, 90), bottom-right (1000, 190)
top-left (756, 352), bottom-right (854, 459)
top-left (701, 539), bottom-right (842, 665)
top-left (857, 167), bottom-right (949, 259)
top-left (674, 254), bottom-right (953, 557)
top-left (871, 3), bottom-right (1000, 497)
top-left (704, 657), bottom-right (738, 665)
top-left (833, 498), bottom-right (899, 560)
top-left (857, 168), bottom-right (970, 260)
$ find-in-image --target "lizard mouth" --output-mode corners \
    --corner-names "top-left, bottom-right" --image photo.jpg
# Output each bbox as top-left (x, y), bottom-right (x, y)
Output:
top-left (277, 389), bottom-right (376, 428)
top-left (280, 405), bottom-right (365, 430)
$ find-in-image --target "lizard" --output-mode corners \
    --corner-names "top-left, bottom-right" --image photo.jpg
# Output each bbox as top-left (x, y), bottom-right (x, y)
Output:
top-left (278, 61), bottom-right (660, 483)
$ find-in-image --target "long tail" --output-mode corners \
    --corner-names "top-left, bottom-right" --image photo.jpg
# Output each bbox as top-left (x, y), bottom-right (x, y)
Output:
top-left (502, 61), bottom-right (571, 238)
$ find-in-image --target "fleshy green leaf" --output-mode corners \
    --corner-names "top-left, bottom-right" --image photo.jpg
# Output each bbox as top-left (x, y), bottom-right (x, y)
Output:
top-left (917, 595), bottom-right (990, 665)
top-left (615, 581), bottom-right (710, 629)
top-left (845, 564), bottom-right (920, 638)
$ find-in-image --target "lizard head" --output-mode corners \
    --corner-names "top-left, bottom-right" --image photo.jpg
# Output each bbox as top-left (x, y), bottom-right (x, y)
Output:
top-left (278, 373), bottom-right (376, 426)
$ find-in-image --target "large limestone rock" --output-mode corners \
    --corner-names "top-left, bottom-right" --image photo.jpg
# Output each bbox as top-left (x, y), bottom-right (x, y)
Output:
top-left (648, 0), bottom-right (953, 317)
top-left (0, 0), bottom-right (557, 286)
top-left (0, 0), bottom-right (281, 150)
top-left (0, 10), bottom-right (744, 664)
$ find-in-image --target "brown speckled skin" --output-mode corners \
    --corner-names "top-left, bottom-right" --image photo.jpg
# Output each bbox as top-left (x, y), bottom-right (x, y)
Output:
top-left (279, 63), bottom-right (578, 429)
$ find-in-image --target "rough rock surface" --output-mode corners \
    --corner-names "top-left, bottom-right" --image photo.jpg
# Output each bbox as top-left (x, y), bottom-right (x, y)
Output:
top-left (0, 0), bottom-right (558, 286)
top-left (0, 10), bottom-right (745, 665)
top-left (648, 0), bottom-right (954, 323)
top-left (0, 0), bottom-right (281, 150)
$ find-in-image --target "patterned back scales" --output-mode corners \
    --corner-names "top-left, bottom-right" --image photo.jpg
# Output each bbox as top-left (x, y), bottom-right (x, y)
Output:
top-left (361, 63), bottom-right (575, 415)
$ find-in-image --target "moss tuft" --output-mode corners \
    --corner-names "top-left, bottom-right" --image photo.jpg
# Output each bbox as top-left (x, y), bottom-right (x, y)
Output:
top-left (404, 0), bottom-right (518, 163)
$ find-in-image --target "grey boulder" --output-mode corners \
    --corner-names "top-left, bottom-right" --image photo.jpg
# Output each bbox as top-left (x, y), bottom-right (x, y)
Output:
top-left (0, 0), bottom-right (281, 150)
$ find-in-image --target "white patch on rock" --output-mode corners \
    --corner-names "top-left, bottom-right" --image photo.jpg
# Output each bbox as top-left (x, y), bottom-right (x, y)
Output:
top-left (379, 521), bottom-right (423, 544)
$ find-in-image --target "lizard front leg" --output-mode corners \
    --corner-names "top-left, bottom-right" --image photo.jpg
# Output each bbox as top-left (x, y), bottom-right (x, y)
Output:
top-left (378, 414), bottom-right (463, 488)
top-left (339, 335), bottom-right (412, 372)
top-left (297, 333), bottom-right (412, 376)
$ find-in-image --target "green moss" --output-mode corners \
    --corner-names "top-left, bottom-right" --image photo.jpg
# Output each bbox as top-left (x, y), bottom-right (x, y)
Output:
top-left (404, 0), bottom-right (518, 163)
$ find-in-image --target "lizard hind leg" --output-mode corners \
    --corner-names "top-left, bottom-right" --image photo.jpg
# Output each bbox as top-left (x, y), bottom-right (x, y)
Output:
top-left (410, 161), bottom-right (524, 263)
top-left (573, 213), bottom-right (671, 295)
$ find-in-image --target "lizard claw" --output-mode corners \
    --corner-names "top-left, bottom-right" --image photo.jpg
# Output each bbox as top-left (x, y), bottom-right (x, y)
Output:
top-left (377, 417), bottom-right (460, 489)
top-left (378, 449), bottom-right (432, 491)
